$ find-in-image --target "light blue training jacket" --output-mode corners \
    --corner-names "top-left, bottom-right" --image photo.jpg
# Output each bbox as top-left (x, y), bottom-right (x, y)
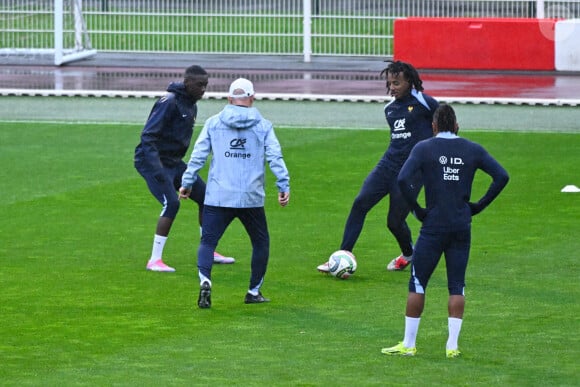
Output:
top-left (181, 104), bottom-right (290, 208)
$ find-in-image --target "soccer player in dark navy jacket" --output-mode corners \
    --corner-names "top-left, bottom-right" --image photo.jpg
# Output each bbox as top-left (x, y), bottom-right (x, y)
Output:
top-left (382, 104), bottom-right (509, 358)
top-left (134, 65), bottom-right (234, 272)
top-left (317, 61), bottom-right (438, 274)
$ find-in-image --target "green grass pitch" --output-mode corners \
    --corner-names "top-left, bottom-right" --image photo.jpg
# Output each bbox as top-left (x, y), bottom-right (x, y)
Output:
top-left (0, 121), bottom-right (578, 385)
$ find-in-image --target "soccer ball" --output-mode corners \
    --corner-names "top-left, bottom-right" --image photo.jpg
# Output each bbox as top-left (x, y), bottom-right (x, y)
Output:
top-left (328, 250), bottom-right (357, 279)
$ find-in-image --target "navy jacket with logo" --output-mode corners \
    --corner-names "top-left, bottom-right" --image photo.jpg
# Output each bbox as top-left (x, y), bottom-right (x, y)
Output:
top-left (398, 132), bottom-right (509, 232)
top-left (381, 89), bottom-right (439, 172)
top-left (134, 82), bottom-right (198, 177)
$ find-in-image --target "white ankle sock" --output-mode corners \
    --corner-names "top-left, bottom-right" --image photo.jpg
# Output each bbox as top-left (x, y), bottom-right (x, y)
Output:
top-left (149, 234), bottom-right (167, 263)
top-left (446, 317), bottom-right (463, 350)
top-left (403, 316), bottom-right (420, 348)
top-left (198, 272), bottom-right (211, 286)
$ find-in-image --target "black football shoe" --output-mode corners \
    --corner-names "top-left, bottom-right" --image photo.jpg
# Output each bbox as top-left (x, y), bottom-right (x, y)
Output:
top-left (198, 281), bottom-right (212, 309)
top-left (244, 292), bottom-right (270, 304)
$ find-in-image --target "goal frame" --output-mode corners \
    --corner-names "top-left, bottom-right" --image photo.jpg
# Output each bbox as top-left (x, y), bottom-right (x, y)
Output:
top-left (54, 0), bottom-right (96, 66)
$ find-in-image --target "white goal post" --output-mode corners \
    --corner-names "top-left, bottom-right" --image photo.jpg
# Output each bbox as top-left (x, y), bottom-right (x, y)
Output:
top-left (54, 0), bottom-right (96, 65)
top-left (0, 0), bottom-right (96, 66)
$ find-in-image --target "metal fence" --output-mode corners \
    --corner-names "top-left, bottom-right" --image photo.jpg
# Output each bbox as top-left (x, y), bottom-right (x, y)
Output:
top-left (2, 0), bottom-right (580, 61)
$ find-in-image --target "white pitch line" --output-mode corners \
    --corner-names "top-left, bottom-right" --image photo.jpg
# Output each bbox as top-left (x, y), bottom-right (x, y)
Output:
top-left (1, 89), bottom-right (579, 106)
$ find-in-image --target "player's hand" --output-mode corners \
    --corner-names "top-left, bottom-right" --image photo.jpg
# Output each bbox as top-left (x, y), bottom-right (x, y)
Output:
top-left (178, 187), bottom-right (191, 200)
top-left (278, 192), bottom-right (290, 207)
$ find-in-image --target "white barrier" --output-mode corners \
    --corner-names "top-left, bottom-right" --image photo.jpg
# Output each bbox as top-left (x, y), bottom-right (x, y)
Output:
top-left (555, 19), bottom-right (580, 71)
top-left (0, 88), bottom-right (578, 107)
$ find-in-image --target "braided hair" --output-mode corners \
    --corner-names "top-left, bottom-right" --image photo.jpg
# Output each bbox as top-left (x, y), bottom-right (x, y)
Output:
top-left (433, 103), bottom-right (457, 133)
top-left (380, 61), bottom-right (424, 93)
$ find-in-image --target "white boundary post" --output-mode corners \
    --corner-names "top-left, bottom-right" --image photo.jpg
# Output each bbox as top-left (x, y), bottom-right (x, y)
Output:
top-left (537, 0), bottom-right (545, 18)
top-left (54, 0), bottom-right (64, 65)
top-left (303, 0), bottom-right (312, 62)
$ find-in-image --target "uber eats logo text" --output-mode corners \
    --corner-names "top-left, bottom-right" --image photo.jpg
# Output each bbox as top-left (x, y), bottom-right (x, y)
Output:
top-left (439, 155), bottom-right (463, 181)
top-left (226, 138), bottom-right (251, 159)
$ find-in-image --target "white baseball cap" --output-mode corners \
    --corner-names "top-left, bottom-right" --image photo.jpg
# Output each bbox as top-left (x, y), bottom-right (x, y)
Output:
top-left (228, 78), bottom-right (255, 98)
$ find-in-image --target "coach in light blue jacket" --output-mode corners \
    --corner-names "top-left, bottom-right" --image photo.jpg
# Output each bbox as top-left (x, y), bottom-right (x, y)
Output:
top-left (179, 78), bottom-right (290, 309)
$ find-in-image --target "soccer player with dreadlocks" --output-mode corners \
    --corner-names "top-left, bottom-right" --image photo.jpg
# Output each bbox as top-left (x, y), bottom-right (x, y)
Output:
top-left (317, 61), bottom-right (439, 274)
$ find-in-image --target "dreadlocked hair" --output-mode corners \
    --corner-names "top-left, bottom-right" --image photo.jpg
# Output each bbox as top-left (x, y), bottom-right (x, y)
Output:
top-left (380, 61), bottom-right (424, 92)
top-left (433, 103), bottom-right (457, 133)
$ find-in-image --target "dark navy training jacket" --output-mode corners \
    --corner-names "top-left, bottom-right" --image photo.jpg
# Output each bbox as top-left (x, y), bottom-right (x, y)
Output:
top-left (134, 82), bottom-right (198, 176)
top-left (381, 89), bottom-right (439, 172)
top-left (398, 133), bottom-right (509, 232)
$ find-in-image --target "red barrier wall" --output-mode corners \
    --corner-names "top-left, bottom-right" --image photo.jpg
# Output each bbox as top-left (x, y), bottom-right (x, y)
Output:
top-left (394, 18), bottom-right (556, 71)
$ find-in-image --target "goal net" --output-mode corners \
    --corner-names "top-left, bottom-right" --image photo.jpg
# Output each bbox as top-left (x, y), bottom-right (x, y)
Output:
top-left (0, 0), bottom-right (96, 66)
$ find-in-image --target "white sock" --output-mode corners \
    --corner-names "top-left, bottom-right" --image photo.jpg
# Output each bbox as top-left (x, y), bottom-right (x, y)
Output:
top-left (198, 272), bottom-right (211, 287)
top-left (403, 316), bottom-right (420, 348)
top-left (149, 234), bottom-right (167, 263)
top-left (446, 317), bottom-right (463, 350)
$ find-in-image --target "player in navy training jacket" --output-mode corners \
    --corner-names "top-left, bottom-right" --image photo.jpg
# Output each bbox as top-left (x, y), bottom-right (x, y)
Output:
top-left (134, 65), bottom-right (234, 273)
top-left (317, 61), bottom-right (438, 274)
top-left (382, 104), bottom-right (509, 358)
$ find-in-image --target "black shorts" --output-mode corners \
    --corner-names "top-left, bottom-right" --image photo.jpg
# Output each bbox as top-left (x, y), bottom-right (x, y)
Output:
top-left (137, 162), bottom-right (206, 219)
top-left (409, 227), bottom-right (471, 296)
